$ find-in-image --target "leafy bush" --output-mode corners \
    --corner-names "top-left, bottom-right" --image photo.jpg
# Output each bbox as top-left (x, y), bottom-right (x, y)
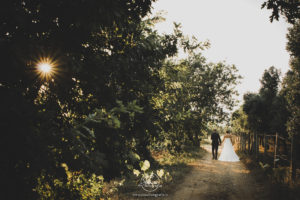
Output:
top-left (34, 163), bottom-right (106, 200)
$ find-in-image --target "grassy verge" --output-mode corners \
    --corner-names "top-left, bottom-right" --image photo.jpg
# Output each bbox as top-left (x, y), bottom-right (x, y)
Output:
top-left (153, 146), bottom-right (206, 193)
top-left (238, 151), bottom-right (300, 200)
top-left (115, 146), bottom-right (206, 199)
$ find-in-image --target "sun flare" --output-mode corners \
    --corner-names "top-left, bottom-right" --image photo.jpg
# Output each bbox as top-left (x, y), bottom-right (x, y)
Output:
top-left (35, 57), bottom-right (58, 80)
top-left (38, 63), bottom-right (52, 73)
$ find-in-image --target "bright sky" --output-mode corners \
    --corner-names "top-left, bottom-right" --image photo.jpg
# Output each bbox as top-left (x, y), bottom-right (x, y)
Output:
top-left (151, 0), bottom-right (291, 104)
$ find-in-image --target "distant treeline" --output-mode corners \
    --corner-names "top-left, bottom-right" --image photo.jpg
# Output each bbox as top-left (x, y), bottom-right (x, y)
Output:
top-left (232, 0), bottom-right (300, 179)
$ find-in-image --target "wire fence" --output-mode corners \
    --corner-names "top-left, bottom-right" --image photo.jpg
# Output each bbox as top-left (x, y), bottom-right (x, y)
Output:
top-left (236, 132), bottom-right (297, 183)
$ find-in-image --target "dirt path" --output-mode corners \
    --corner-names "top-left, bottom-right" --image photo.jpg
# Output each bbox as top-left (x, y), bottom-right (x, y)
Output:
top-left (167, 144), bottom-right (268, 200)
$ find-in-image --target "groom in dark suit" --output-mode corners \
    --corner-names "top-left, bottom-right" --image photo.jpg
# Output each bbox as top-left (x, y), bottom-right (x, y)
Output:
top-left (211, 129), bottom-right (221, 160)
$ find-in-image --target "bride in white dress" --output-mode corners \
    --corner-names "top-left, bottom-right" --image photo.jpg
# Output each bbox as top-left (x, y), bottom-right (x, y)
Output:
top-left (218, 133), bottom-right (239, 162)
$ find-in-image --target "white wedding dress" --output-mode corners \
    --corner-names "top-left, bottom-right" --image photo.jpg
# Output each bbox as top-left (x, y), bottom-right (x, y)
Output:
top-left (218, 138), bottom-right (239, 162)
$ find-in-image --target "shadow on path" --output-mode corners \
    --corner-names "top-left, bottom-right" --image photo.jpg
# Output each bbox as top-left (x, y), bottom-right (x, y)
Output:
top-left (167, 144), bottom-right (269, 200)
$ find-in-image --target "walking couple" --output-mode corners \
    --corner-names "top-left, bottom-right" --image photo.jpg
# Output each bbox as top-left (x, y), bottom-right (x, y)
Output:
top-left (211, 129), bottom-right (239, 162)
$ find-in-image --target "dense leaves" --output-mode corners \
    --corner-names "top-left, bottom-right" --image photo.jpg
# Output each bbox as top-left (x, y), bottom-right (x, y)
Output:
top-left (242, 67), bottom-right (288, 136)
top-left (0, 0), bottom-right (162, 199)
top-left (152, 51), bottom-right (240, 152)
top-left (0, 1), bottom-right (241, 199)
top-left (284, 22), bottom-right (300, 149)
top-left (262, 0), bottom-right (300, 23)
top-left (231, 19), bottom-right (300, 166)
top-left (232, 66), bottom-right (289, 137)
top-left (261, 0), bottom-right (300, 179)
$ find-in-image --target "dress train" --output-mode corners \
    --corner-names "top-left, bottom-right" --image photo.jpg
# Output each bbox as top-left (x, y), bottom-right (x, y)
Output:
top-left (218, 138), bottom-right (239, 162)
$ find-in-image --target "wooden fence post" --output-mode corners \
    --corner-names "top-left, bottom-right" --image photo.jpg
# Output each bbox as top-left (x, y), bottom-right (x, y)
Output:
top-left (248, 133), bottom-right (251, 154)
top-left (249, 134), bottom-right (253, 154)
top-left (241, 133), bottom-right (244, 151)
top-left (256, 133), bottom-right (259, 158)
top-left (274, 133), bottom-right (278, 168)
top-left (242, 133), bottom-right (244, 151)
top-left (254, 133), bottom-right (257, 156)
top-left (264, 134), bottom-right (267, 161)
top-left (290, 135), bottom-right (296, 183)
top-left (254, 133), bottom-right (256, 156)
top-left (240, 134), bottom-right (242, 151)
top-left (252, 133), bottom-right (255, 154)
top-left (239, 134), bottom-right (241, 151)
top-left (242, 133), bottom-right (246, 152)
top-left (244, 133), bottom-right (246, 152)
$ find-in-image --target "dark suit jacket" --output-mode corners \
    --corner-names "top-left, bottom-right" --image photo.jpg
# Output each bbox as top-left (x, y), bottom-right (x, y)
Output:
top-left (211, 132), bottom-right (221, 146)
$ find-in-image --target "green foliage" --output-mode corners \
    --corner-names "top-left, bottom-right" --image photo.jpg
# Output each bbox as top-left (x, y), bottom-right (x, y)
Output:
top-left (33, 162), bottom-right (126, 200)
top-left (283, 21), bottom-right (300, 159)
top-left (0, 1), bottom-right (242, 199)
top-left (259, 161), bottom-right (273, 177)
top-left (0, 0), bottom-right (165, 198)
top-left (231, 107), bottom-right (249, 134)
top-left (259, 162), bottom-right (289, 184)
top-left (34, 169), bottom-right (105, 200)
top-left (261, 1), bottom-right (300, 139)
top-left (272, 167), bottom-right (290, 184)
top-left (151, 37), bottom-right (241, 152)
top-left (242, 67), bottom-right (288, 136)
top-left (274, 23), bottom-right (299, 168)
top-left (261, 0), bottom-right (300, 24)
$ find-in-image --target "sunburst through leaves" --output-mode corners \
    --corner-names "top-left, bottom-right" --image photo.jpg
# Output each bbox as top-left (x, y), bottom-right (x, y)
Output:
top-left (35, 57), bottom-right (58, 80)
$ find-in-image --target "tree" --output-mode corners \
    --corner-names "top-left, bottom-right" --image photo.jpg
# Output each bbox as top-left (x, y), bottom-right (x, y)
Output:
top-left (243, 67), bottom-right (283, 135)
top-left (0, 0), bottom-right (180, 199)
top-left (152, 29), bottom-right (241, 152)
top-left (243, 92), bottom-right (265, 134)
top-left (280, 21), bottom-right (300, 180)
top-left (261, 0), bottom-right (300, 181)
top-left (231, 107), bottom-right (249, 135)
top-left (0, 1), bottom-right (243, 198)
top-left (284, 21), bottom-right (300, 151)
top-left (238, 67), bottom-right (288, 155)
top-left (261, 0), bottom-right (300, 23)
top-left (259, 66), bottom-right (282, 134)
